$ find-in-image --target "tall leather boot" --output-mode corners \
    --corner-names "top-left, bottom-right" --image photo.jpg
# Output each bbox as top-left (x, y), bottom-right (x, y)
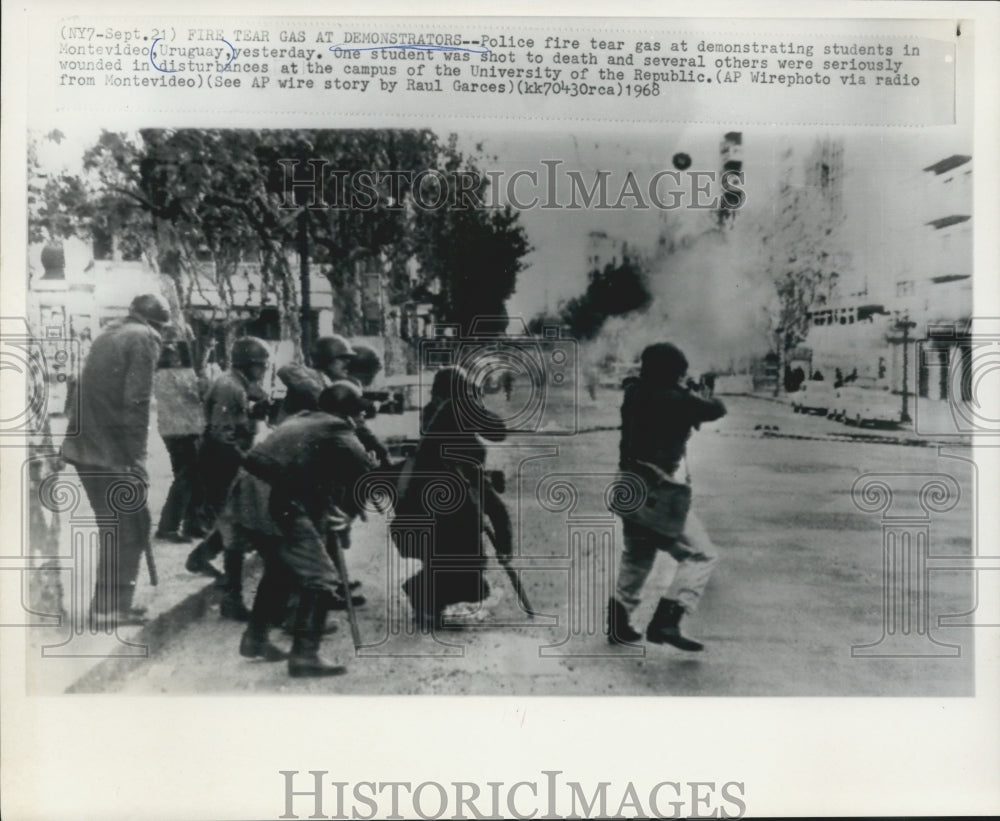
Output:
top-left (239, 566), bottom-right (288, 661)
top-left (607, 597), bottom-right (642, 645)
top-left (287, 589), bottom-right (347, 678)
top-left (646, 598), bottom-right (704, 652)
top-left (184, 532), bottom-right (224, 580)
top-left (219, 550), bottom-right (250, 621)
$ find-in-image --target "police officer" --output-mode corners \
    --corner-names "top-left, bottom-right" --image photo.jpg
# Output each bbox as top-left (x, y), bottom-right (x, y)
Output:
top-left (241, 382), bottom-right (373, 677)
top-left (185, 337), bottom-right (271, 618)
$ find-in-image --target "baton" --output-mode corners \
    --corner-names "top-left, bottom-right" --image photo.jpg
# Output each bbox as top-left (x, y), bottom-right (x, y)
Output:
top-left (144, 543), bottom-right (158, 586)
top-left (484, 523), bottom-right (536, 618)
top-left (330, 531), bottom-right (362, 650)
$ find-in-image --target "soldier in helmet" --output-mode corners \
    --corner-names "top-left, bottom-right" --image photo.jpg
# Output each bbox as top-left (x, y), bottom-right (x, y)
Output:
top-left (275, 335), bottom-right (391, 608)
top-left (61, 293), bottom-right (171, 625)
top-left (241, 381), bottom-right (374, 676)
top-left (184, 337), bottom-right (272, 618)
top-left (277, 334), bottom-right (356, 418)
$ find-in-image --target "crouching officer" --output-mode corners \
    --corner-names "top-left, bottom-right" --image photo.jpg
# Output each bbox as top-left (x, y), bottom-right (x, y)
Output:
top-left (241, 383), bottom-right (373, 677)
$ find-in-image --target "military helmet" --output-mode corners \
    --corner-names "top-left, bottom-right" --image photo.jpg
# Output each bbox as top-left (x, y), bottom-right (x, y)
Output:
top-left (230, 336), bottom-right (271, 368)
top-left (318, 379), bottom-right (366, 418)
top-left (347, 342), bottom-right (382, 385)
top-left (128, 293), bottom-right (171, 329)
top-left (311, 334), bottom-right (356, 368)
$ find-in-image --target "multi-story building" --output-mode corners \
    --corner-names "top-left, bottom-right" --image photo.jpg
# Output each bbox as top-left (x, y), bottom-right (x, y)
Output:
top-left (802, 151), bottom-right (972, 400)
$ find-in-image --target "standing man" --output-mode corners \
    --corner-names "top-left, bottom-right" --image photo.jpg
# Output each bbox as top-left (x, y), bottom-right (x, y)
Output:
top-left (608, 342), bottom-right (727, 651)
top-left (61, 293), bottom-right (171, 625)
top-left (153, 341), bottom-right (207, 542)
top-left (184, 337), bottom-right (271, 605)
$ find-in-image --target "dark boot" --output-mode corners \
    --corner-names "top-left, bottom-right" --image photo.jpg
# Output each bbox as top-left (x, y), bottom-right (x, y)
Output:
top-left (328, 588), bottom-right (366, 610)
top-left (287, 589), bottom-right (347, 678)
top-left (646, 598), bottom-right (704, 652)
top-left (607, 597), bottom-right (642, 645)
top-left (220, 594), bottom-right (250, 621)
top-left (219, 550), bottom-right (250, 620)
top-left (185, 536), bottom-right (224, 580)
top-left (402, 571), bottom-right (441, 629)
top-left (239, 625), bottom-right (288, 661)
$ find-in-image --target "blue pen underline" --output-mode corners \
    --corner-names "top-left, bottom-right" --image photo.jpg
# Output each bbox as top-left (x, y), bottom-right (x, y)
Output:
top-left (329, 43), bottom-right (491, 55)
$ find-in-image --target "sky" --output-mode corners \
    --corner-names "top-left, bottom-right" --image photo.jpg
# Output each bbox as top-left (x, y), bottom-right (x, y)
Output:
top-left (455, 126), bottom-right (973, 322)
top-left (33, 123), bottom-right (972, 368)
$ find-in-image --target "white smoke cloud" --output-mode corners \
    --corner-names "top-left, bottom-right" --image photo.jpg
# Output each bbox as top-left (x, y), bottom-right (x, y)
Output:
top-left (583, 211), bottom-right (775, 376)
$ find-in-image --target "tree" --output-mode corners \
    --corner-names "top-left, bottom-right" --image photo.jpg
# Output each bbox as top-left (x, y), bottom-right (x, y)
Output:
top-left (559, 252), bottom-right (652, 341)
top-left (757, 142), bottom-right (848, 361)
top-left (33, 128), bottom-right (532, 363)
top-left (411, 136), bottom-right (532, 336)
top-left (27, 131), bottom-right (91, 246)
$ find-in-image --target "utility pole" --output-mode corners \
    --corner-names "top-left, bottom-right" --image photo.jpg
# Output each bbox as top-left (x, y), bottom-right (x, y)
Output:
top-left (298, 207), bottom-right (311, 358)
top-left (895, 318), bottom-right (916, 424)
top-left (774, 326), bottom-right (785, 397)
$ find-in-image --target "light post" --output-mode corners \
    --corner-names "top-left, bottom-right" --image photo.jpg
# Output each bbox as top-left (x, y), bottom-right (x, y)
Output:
top-left (773, 325), bottom-right (785, 397)
top-left (895, 318), bottom-right (916, 424)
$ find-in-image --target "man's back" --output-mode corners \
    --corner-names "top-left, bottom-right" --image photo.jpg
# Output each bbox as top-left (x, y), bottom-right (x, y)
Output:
top-left (62, 318), bottom-right (161, 468)
top-left (619, 381), bottom-right (726, 475)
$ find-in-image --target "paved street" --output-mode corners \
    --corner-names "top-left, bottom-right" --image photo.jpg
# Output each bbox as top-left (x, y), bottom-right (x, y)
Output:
top-left (44, 388), bottom-right (975, 697)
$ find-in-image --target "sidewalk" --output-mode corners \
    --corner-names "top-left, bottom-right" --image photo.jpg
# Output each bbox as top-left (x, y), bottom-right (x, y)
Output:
top-left (739, 391), bottom-right (973, 447)
top-left (25, 417), bottom-right (240, 695)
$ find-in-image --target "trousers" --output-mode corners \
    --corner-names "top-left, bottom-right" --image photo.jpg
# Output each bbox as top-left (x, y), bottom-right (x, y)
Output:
top-left (615, 510), bottom-right (718, 614)
top-left (74, 465), bottom-right (151, 612)
top-left (157, 435), bottom-right (203, 535)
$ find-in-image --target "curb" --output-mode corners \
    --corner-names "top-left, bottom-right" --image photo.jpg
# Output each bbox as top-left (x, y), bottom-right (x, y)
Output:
top-left (64, 556), bottom-right (261, 694)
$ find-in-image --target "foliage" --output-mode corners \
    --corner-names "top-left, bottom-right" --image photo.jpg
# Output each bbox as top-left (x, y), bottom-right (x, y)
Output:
top-left (28, 128), bottom-right (533, 360)
top-left (411, 136), bottom-right (532, 336)
top-left (558, 252), bottom-right (652, 341)
top-left (758, 167), bottom-right (847, 355)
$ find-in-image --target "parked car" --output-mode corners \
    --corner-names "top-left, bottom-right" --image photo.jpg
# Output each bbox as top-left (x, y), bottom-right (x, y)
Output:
top-left (789, 380), bottom-right (838, 415)
top-left (837, 377), bottom-right (902, 427)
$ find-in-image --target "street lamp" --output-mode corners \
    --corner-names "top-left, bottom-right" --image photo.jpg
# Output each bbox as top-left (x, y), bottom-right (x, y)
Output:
top-left (774, 325), bottom-right (785, 397)
top-left (895, 318), bottom-right (917, 424)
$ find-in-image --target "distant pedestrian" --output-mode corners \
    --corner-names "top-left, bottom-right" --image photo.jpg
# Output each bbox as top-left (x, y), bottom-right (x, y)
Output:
top-left (607, 342), bottom-right (727, 651)
top-left (61, 294), bottom-right (171, 625)
top-left (153, 341), bottom-right (207, 542)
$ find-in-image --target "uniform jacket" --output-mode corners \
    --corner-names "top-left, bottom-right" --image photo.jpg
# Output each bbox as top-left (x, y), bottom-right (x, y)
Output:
top-left (619, 380), bottom-right (726, 476)
top-left (244, 410), bottom-right (372, 523)
top-left (276, 362), bottom-right (388, 463)
top-left (202, 369), bottom-right (265, 456)
top-left (154, 367), bottom-right (206, 438)
top-left (61, 316), bottom-right (162, 468)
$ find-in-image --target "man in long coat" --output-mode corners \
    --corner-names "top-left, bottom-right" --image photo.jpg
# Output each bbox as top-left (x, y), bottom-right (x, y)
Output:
top-left (61, 294), bottom-right (171, 624)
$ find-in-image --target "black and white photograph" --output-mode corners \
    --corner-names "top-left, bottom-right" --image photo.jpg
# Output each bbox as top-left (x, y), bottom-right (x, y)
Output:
top-left (2, 3), bottom-right (998, 819)
top-left (19, 124), bottom-right (979, 697)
